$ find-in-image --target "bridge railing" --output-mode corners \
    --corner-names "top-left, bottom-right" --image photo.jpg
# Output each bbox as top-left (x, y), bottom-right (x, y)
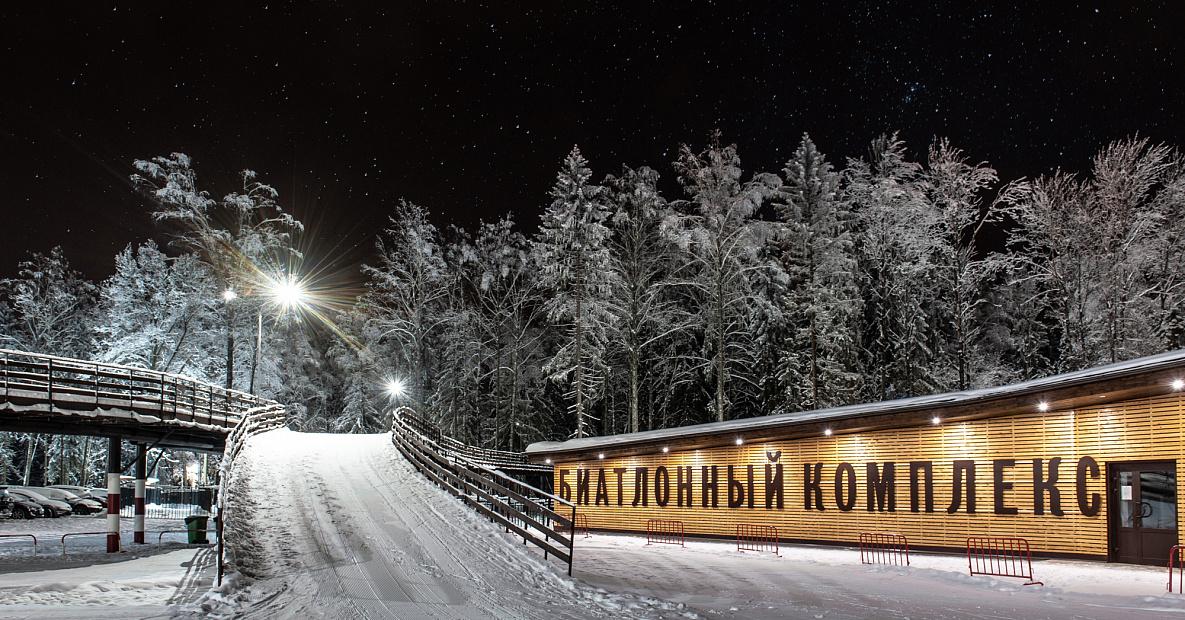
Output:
top-left (391, 408), bottom-right (577, 576)
top-left (0, 349), bottom-right (273, 428)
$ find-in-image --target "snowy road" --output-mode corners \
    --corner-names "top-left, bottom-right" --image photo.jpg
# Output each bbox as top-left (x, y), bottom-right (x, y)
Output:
top-left (212, 430), bottom-right (1185, 620)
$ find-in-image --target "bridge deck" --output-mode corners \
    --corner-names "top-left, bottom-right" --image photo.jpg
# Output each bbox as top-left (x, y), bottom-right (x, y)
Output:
top-left (0, 349), bottom-right (275, 451)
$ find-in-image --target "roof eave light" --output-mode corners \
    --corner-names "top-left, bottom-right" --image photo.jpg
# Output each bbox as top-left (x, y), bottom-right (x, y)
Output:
top-left (1037, 401), bottom-right (1050, 412)
top-left (823, 428), bottom-right (833, 437)
top-left (1172, 378), bottom-right (1185, 391)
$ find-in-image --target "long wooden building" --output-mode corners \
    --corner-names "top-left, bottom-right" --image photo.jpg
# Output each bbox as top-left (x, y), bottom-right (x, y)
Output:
top-left (525, 350), bottom-right (1185, 565)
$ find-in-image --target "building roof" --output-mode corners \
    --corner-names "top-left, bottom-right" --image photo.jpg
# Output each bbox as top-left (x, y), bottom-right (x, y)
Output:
top-left (525, 349), bottom-right (1185, 460)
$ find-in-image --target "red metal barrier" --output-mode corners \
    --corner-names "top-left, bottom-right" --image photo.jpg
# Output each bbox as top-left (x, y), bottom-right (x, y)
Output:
top-left (966, 537), bottom-right (1043, 586)
top-left (1168, 545), bottom-right (1185, 593)
top-left (572, 514), bottom-right (590, 538)
top-left (646, 519), bottom-right (685, 547)
top-left (859, 532), bottom-right (909, 566)
top-left (736, 524), bottom-right (779, 556)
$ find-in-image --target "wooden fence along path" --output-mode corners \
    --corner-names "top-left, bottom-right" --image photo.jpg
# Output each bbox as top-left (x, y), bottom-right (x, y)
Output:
top-left (391, 407), bottom-right (578, 575)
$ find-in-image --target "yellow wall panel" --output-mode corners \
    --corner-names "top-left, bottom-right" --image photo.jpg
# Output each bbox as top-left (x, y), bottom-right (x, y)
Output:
top-left (552, 393), bottom-right (1185, 558)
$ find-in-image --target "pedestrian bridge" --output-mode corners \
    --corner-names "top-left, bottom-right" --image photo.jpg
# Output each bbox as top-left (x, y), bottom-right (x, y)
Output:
top-left (0, 349), bottom-right (274, 451)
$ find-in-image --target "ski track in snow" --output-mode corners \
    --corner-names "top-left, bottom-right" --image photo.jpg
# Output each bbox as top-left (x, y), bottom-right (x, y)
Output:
top-left (196, 429), bottom-right (693, 619)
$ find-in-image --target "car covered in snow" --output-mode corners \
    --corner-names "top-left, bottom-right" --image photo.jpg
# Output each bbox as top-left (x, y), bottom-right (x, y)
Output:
top-left (6, 488), bottom-right (71, 517)
top-left (47, 484), bottom-right (108, 507)
top-left (32, 486), bottom-right (103, 514)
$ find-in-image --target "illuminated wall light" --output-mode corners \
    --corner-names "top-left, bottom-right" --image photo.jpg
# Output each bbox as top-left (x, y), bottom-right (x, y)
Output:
top-left (931, 416), bottom-right (941, 425)
top-left (661, 446), bottom-right (669, 453)
top-left (544, 458), bottom-right (552, 465)
top-left (598, 453), bottom-right (605, 460)
top-left (823, 428), bottom-right (833, 436)
top-left (1172, 378), bottom-right (1185, 391)
top-left (1037, 401), bottom-right (1050, 412)
top-left (735, 438), bottom-right (744, 446)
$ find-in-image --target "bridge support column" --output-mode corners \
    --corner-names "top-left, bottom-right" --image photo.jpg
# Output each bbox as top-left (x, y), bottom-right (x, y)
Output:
top-left (106, 437), bottom-right (121, 553)
top-left (133, 444), bottom-right (146, 544)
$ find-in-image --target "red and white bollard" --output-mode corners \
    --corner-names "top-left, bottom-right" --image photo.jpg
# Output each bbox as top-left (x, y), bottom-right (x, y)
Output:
top-left (133, 444), bottom-right (146, 544)
top-left (106, 437), bottom-right (121, 553)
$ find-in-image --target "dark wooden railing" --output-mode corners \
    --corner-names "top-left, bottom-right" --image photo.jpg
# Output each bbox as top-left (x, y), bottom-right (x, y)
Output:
top-left (396, 408), bottom-right (550, 472)
top-left (392, 408), bottom-right (577, 575)
top-left (0, 349), bottom-right (274, 429)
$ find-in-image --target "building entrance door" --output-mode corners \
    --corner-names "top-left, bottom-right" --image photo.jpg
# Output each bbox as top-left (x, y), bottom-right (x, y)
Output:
top-left (1109, 461), bottom-right (1177, 565)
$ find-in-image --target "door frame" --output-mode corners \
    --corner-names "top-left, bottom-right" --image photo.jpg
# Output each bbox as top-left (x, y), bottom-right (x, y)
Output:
top-left (1106, 460), bottom-right (1177, 563)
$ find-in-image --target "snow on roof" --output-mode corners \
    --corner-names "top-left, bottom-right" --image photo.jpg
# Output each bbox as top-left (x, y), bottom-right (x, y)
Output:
top-left (525, 348), bottom-right (1185, 456)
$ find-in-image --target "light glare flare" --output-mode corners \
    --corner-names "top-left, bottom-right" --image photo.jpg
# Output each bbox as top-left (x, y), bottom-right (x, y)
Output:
top-left (384, 377), bottom-right (406, 398)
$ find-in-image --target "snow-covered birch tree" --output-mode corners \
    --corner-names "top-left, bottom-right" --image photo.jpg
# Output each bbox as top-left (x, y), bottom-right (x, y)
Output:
top-left (603, 165), bottom-right (690, 433)
top-left (363, 200), bottom-right (450, 412)
top-left (672, 132), bottom-right (780, 421)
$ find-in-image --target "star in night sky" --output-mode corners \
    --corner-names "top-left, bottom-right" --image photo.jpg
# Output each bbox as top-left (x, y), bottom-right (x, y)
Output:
top-left (1, 2), bottom-right (1182, 280)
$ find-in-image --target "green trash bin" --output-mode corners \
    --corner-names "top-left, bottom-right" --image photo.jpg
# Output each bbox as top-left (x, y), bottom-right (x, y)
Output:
top-left (184, 515), bottom-right (209, 544)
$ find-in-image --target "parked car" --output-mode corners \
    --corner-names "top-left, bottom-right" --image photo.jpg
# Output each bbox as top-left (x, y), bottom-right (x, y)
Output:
top-left (7, 496), bottom-right (45, 519)
top-left (48, 484), bottom-right (107, 509)
top-left (28, 487), bottom-right (102, 515)
top-left (7, 488), bottom-right (71, 517)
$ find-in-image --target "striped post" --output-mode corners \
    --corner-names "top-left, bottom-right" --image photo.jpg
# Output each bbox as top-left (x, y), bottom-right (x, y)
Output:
top-left (106, 437), bottom-right (121, 553)
top-left (133, 444), bottom-right (146, 544)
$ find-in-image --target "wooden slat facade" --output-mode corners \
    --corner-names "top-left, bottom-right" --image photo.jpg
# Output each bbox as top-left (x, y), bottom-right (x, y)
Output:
top-left (551, 392), bottom-right (1185, 558)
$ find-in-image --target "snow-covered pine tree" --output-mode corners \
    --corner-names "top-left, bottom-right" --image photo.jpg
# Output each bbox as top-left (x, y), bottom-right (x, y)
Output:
top-left (1, 247), bottom-right (97, 357)
top-left (776, 134), bottom-right (861, 411)
top-left (533, 147), bottom-right (614, 438)
top-left (467, 217), bottom-right (547, 449)
top-left (363, 200), bottom-right (450, 413)
top-left (94, 242), bottom-right (221, 379)
top-left (671, 132), bottom-right (781, 422)
top-left (603, 165), bottom-right (690, 433)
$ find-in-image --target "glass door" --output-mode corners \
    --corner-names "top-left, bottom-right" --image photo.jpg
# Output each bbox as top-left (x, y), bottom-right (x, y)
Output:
top-left (1110, 461), bottom-right (1177, 565)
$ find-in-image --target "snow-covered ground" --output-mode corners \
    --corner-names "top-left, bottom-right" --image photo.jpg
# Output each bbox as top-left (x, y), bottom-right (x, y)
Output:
top-left (575, 534), bottom-right (1185, 619)
top-left (207, 429), bottom-right (1185, 619)
top-left (6, 430), bottom-right (1185, 619)
top-left (0, 515), bottom-right (215, 618)
top-left (206, 429), bottom-right (695, 619)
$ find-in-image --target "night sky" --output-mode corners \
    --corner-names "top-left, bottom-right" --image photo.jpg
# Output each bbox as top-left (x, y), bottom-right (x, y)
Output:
top-left (2, 2), bottom-right (1183, 281)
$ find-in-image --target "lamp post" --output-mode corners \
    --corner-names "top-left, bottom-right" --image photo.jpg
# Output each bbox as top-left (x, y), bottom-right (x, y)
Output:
top-left (223, 277), bottom-right (310, 395)
top-left (222, 289), bottom-right (237, 390)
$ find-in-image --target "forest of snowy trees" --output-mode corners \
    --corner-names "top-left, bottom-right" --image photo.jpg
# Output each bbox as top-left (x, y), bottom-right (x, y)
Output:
top-left (3, 132), bottom-right (1185, 485)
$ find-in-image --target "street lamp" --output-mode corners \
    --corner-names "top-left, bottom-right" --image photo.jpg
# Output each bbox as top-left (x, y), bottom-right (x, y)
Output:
top-left (222, 275), bottom-right (312, 394)
top-left (269, 277), bottom-right (308, 311)
top-left (384, 378), bottom-right (406, 399)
